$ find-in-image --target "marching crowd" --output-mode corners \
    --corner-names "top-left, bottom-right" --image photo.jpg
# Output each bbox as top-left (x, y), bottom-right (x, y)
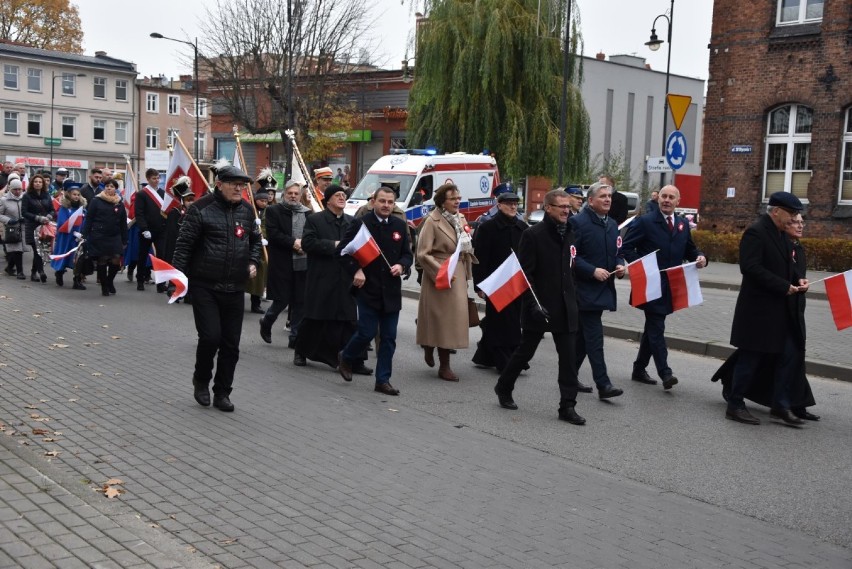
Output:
top-left (0, 159), bottom-right (819, 425)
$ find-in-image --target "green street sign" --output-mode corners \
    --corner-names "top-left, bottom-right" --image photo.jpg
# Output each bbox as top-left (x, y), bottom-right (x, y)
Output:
top-left (43, 138), bottom-right (61, 146)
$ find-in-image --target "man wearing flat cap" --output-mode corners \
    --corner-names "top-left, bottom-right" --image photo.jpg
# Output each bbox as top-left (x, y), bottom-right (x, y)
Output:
top-left (725, 191), bottom-right (809, 426)
top-left (172, 162), bottom-right (262, 413)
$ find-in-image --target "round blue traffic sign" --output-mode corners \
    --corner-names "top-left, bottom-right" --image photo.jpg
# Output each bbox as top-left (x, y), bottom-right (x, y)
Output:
top-left (665, 130), bottom-right (688, 171)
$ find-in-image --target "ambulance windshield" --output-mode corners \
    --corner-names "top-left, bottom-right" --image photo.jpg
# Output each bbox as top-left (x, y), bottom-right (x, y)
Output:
top-left (350, 174), bottom-right (417, 203)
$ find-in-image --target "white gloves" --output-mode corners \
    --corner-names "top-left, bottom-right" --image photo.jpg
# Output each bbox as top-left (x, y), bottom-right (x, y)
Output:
top-left (254, 218), bottom-right (262, 226)
top-left (142, 231), bottom-right (152, 239)
top-left (73, 231), bottom-right (82, 241)
top-left (261, 238), bottom-right (269, 246)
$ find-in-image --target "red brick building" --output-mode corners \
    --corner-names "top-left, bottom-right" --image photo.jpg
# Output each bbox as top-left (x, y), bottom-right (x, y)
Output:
top-left (701, 0), bottom-right (851, 238)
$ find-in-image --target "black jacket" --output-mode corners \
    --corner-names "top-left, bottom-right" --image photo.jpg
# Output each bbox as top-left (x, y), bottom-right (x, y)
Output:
top-left (730, 214), bottom-right (797, 353)
top-left (21, 190), bottom-right (54, 246)
top-left (337, 213), bottom-right (413, 313)
top-left (81, 193), bottom-right (127, 258)
top-left (301, 209), bottom-right (356, 321)
top-left (265, 203), bottom-right (310, 301)
top-left (134, 185), bottom-right (167, 237)
top-left (609, 191), bottom-right (629, 224)
top-left (172, 189), bottom-right (262, 293)
top-left (79, 183), bottom-right (97, 206)
top-left (518, 213), bottom-right (579, 334)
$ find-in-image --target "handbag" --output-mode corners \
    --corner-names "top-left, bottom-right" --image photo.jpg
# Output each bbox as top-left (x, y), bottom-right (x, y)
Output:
top-left (3, 223), bottom-right (21, 244)
top-left (467, 297), bottom-right (480, 328)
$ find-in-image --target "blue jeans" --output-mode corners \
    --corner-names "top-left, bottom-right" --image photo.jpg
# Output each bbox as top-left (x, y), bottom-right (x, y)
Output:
top-left (635, 311), bottom-right (672, 378)
top-left (342, 297), bottom-right (399, 384)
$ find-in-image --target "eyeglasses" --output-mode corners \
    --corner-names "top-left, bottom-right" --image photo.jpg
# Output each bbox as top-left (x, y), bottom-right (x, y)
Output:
top-left (790, 220), bottom-right (805, 226)
top-left (548, 204), bottom-right (571, 210)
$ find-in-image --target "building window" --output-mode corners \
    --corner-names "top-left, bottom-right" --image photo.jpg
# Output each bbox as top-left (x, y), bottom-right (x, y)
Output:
top-left (61, 73), bottom-right (77, 96)
top-left (27, 113), bottom-right (41, 136)
top-left (168, 95), bottom-right (180, 115)
top-left (4, 111), bottom-right (18, 134)
top-left (61, 116), bottom-right (75, 138)
top-left (194, 131), bottom-right (206, 158)
top-left (115, 79), bottom-right (128, 101)
top-left (27, 68), bottom-right (42, 92)
top-left (146, 93), bottom-right (159, 113)
top-left (193, 98), bottom-right (208, 118)
top-left (93, 77), bottom-right (106, 99)
top-left (93, 119), bottom-right (106, 141)
top-left (840, 109), bottom-right (852, 203)
top-left (115, 121), bottom-right (128, 144)
top-left (764, 104), bottom-right (812, 200)
top-left (777, 0), bottom-right (823, 25)
top-left (167, 128), bottom-right (180, 147)
top-left (146, 127), bottom-right (159, 149)
top-left (4, 65), bottom-right (18, 89)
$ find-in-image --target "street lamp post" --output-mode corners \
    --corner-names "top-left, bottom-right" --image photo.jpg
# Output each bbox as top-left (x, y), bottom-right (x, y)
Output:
top-left (645, 0), bottom-right (674, 189)
top-left (557, 0), bottom-right (573, 187)
top-left (50, 71), bottom-right (85, 174)
top-left (150, 33), bottom-right (200, 162)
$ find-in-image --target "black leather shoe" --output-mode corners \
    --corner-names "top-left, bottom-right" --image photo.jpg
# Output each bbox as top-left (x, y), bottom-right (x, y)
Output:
top-left (337, 351), bottom-right (353, 382)
top-left (631, 369), bottom-right (658, 385)
top-left (374, 383), bottom-right (399, 396)
top-left (193, 383), bottom-right (210, 407)
top-left (770, 408), bottom-right (804, 426)
top-left (156, 283), bottom-right (168, 293)
top-left (293, 353), bottom-right (306, 366)
top-left (213, 395), bottom-right (235, 412)
top-left (494, 386), bottom-right (518, 410)
top-left (352, 364), bottom-right (374, 376)
top-left (137, 282), bottom-right (145, 291)
top-left (662, 375), bottom-right (679, 390)
top-left (598, 385), bottom-right (624, 400)
top-left (250, 306), bottom-right (264, 314)
top-left (558, 407), bottom-right (586, 425)
top-left (792, 408), bottom-right (820, 421)
top-left (287, 337), bottom-right (296, 349)
top-left (259, 318), bottom-right (272, 344)
top-left (725, 408), bottom-right (760, 425)
top-left (577, 382), bottom-right (593, 393)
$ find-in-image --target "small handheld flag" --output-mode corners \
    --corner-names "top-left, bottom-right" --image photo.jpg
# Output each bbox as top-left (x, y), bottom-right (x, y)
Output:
top-left (148, 254), bottom-right (188, 304)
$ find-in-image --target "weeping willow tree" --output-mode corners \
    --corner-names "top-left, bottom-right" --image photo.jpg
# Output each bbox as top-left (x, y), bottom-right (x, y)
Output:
top-left (407, 0), bottom-right (588, 181)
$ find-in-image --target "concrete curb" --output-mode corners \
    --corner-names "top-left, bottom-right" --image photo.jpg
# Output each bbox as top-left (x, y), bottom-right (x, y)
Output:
top-left (701, 280), bottom-right (828, 301)
top-left (402, 287), bottom-right (850, 382)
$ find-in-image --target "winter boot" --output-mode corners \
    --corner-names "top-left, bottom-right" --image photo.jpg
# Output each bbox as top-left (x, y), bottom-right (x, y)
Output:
top-left (107, 264), bottom-right (119, 294)
top-left (97, 265), bottom-right (109, 296)
top-left (72, 275), bottom-right (86, 290)
top-left (55, 271), bottom-right (65, 287)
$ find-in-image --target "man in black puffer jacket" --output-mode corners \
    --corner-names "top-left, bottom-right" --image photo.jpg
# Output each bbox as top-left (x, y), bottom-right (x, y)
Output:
top-left (172, 164), bottom-right (262, 413)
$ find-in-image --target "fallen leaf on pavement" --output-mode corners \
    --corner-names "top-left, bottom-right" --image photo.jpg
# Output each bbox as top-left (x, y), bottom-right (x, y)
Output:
top-left (186, 546), bottom-right (197, 554)
top-left (25, 404), bottom-right (38, 409)
top-left (45, 450), bottom-right (59, 457)
top-left (42, 437), bottom-right (56, 442)
top-left (105, 478), bottom-right (124, 486)
top-left (50, 344), bottom-right (69, 349)
top-left (91, 372), bottom-right (102, 377)
top-left (219, 538), bottom-right (238, 545)
top-left (31, 428), bottom-right (49, 435)
top-left (30, 413), bottom-right (40, 419)
top-left (33, 418), bottom-right (50, 422)
top-left (110, 336), bottom-right (121, 340)
top-left (150, 523), bottom-right (160, 528)
top-left (103, 486), bottom-right (122, 499)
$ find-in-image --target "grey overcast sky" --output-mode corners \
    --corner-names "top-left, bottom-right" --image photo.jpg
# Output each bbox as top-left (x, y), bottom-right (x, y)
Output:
top-left (74, 0), bottom-right (712, 82)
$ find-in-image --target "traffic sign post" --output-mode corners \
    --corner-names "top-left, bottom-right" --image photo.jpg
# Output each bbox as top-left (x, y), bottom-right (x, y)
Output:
top-left (665, 130), bottom-right (688, 171)
top-left (666, 94), bottom-right (692, 131)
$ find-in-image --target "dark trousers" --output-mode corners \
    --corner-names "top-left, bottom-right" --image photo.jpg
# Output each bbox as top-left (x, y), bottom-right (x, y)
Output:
top-left (496, 330), bottom-right (579, 407)
top-left (191, 286), bottom-right (245, 397)
top-left (6, 251), bottom-right (23, 274)
top-left (728, 334), bottom-right (797, 411)
top-left (635, 311), bottom-right (671, 378)
top-left (576, 310), bottom-right (611, 389)
top-left (137, 234), bottom-right (161, 282)
top-left (30, 249), bottom-right (44, 274)
top-left (263, 271), bottom-right (306, 341)
top-left (342, 296), bottom-right (399, 384)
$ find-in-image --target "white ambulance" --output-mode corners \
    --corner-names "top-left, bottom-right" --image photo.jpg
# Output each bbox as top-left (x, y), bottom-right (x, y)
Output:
top-left (345, 150), bottom-right (501, 226)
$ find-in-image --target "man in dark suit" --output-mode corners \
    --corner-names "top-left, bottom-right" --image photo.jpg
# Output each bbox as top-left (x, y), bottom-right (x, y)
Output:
top-left (337, 186), bottom-right (413, 396)
top-left (135, 168), bottom-right (167, 292)
top-left (725, 192), bottom-right (808, 426)
top-left (569, 181), bottom-right (626, 399)
top-left (78, 167), bottom-right (102, 205)
top-left (621, 185), bottom-right (706, 390)
top-left (493, 189), bottom-right (585, 425)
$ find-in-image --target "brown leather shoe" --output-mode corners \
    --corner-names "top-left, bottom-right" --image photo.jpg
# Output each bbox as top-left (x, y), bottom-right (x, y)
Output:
top-left (374, 383), bottom-right (399, 396)
top-left (337, 351), bottom-right (353, 382)
top-left (726, 408), bottom-right (760, 425)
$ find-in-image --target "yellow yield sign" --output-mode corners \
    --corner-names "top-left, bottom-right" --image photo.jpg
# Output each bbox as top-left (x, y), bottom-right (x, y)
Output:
top-left (667, 94), bottom-right (692, 131)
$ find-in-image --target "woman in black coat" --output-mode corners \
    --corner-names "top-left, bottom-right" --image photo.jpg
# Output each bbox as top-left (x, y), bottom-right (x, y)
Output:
top-left (21, 174), bottom-right (54, 282)
top-left (712, 213), bottom-right (817, 420)
top-left (81, 177), bottom-right (127, 296)
top-left (471, 196), bottom-right (527, 372)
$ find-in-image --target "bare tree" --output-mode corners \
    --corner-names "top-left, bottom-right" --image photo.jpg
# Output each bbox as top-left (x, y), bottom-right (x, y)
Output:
top-left (198, 0), bottom-right (376, 163)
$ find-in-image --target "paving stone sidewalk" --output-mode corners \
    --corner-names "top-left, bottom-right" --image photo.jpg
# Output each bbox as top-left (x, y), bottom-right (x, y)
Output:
top-left (0, 279), bottom-right (850, 568)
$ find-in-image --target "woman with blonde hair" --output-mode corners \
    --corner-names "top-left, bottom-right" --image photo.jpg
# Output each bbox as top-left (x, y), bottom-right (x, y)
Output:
top-left (416, 183), bottom-right (475, 381)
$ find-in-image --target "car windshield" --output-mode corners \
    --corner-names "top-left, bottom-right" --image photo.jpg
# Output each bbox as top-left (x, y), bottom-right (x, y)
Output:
top-left (350, 174), bottom-right (417, 204)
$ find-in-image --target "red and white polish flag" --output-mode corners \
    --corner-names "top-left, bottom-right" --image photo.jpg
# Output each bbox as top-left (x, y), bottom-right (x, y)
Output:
top-left (58, 208), bottom-right (84, 233)
top-left (165, 137), bottom-right (208, 211)
top-left (477, 251), bottom-right (529, 312)
top-left (148, 254), bottom-right (188, 304)
top-left (666, 261), bottom-right (704, 312)
top-left (825, 269), bottom-right (852, 331)
top-left (435, 237), bottom-right (463, 290)
top-left (340, 223), bottom-right (381, 267)
top-left (628, 251), bottom-right (662, 307)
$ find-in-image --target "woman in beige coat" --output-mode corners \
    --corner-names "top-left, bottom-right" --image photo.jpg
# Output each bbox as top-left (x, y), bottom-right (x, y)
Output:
top-left (416, 183), bottom-right (475, 381)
